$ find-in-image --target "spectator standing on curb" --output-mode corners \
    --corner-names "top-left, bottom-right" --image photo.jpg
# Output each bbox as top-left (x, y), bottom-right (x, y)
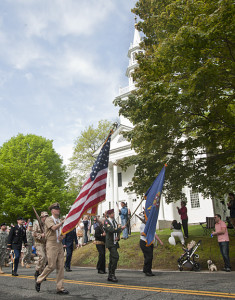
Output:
top-left (76, 221), bottom-right (84, 247)
top-left (118, 202), bottom-right (128, 239)
top-left (212, 214), bottom-right (231, 272)
top-left (83, 216), bottom-right (89, 245)
top-left (177, 201), bottom-right (188, 238)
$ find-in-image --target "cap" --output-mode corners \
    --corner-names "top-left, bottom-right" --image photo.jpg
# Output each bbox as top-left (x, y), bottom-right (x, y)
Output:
top-left (106, 209), bottom-right (114, 215)
top-left (48, 202), bottom-right (60, 211)
top-left (28, 222), bottom-right (33, 227)
top-left (40, 211), bottom-right (49, 217)
top-left (17, 217), bottom-right (24, 220)
top-left (0, 223), bottom-right (6, 227)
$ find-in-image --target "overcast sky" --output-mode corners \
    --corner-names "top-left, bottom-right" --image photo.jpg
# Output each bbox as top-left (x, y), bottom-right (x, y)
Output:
top-left (0, 0), bottom-right (137, 164)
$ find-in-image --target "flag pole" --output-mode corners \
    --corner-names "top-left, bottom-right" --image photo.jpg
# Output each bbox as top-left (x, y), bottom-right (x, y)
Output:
top-left (125, 197), bottom-right (145, 227)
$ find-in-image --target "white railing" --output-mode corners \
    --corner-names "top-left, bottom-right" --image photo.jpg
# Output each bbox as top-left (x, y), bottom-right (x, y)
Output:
top-left (119, 84), bottom-right (136, 96)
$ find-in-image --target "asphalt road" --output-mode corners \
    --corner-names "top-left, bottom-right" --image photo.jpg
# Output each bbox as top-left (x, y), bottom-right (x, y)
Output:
top-left (0, 266), bottom-right (234, 300)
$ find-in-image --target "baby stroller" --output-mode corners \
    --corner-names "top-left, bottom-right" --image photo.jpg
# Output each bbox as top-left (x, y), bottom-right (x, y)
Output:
top-left (177, 240), bottom-right (201, 271)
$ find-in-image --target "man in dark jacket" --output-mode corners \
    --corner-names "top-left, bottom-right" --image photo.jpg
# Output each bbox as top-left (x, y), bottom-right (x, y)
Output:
top-left (7, 217), bottom-right (27, 276)
top-left (62, 228), bottom-right (78, 272)
top-left (227, 192), bottom-right (235, 232)
top-left (104, 209), bottom-right (125, 283)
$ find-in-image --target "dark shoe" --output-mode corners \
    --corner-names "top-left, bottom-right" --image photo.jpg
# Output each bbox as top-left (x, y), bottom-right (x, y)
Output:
top-left (145, 272), bottom-right (155, 276)
top-left (57, 289), bottom-right (69, 295)
top-left (222, 268), bottom-right (231, 272)
top-left (35, 281), bottom-right (41, 292)
top-left (98, 270), bottom-right (105, 274)
top-left (12, 272), bottom-right (18, 276)
top-left (107, 274), bottom-right (118, 282)
top-left (65, 267), bottom-right (72, 272)
top-left (34, 271), bottom-right (40, 281)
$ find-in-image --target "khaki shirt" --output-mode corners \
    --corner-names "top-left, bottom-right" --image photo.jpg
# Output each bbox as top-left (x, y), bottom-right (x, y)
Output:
top-left (33, 222), bottom-right (46, 244)
top-left (45, 216), bottom-right (60, 243)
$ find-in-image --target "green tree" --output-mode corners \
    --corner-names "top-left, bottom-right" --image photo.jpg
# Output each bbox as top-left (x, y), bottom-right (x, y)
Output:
top-left (114, 0), bottom-right (235, 202)
top-left (69, 120), bottom-right (113, 193)
top-left (0, 134), bottom-right (69, 223)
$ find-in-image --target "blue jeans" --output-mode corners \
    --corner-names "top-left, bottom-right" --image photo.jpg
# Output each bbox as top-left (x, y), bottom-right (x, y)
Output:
top-left (12, 249), bottom-right (21, 273)
top-left (219, 241), bottom-right (231, 269)
top-left (121, 218), bottom-right (128, 239)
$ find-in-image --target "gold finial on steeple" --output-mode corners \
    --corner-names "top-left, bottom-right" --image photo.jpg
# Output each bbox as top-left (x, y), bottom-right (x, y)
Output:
top-left (134, 16), bottom-right (138, 28)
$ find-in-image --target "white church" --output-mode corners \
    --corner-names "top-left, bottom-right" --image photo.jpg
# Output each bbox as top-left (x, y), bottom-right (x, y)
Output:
top-left (97, 21), bottom-right (226, 231)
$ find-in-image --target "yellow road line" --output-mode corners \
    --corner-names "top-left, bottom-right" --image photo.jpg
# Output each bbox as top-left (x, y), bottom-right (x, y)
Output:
top-left (1, 273), bottom-right (235, 299)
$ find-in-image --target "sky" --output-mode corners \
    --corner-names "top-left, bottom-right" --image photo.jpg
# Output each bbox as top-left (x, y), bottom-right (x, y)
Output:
top-left (0, 0), bottom-right (137, 164)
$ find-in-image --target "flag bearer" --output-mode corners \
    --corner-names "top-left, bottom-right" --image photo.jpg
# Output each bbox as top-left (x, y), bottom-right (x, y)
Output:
top-left (104, 209), bottom-right (125, 282)
top-left (35, 203), bottom-right (69, 295)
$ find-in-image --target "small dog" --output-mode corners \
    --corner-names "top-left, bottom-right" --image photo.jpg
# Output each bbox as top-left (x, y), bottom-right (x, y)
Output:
top-left (207, 260), bottom-right (217, 272)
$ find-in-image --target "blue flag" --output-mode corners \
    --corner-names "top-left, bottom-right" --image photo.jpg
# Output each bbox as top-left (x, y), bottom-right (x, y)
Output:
top-left (144, 165), bottom-right (166, 246)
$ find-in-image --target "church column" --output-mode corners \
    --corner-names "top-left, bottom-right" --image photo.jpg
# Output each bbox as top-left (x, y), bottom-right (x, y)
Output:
top-left (113, 163), bottom-right (118, 217)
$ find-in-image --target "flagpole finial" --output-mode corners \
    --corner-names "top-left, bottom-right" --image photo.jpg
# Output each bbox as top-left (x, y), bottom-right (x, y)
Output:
top-left (112, 122), bottom-right (118, 130)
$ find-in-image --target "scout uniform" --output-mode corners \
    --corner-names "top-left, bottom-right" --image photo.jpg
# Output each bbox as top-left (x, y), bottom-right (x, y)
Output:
top-left (35, 203), bottom-right (69, 295)
top-left (33, 211), bottom-right (48, 279)
top-left (0, 223), bottom-right (8, 274)
top-left (103, 209), bottom-right (122, 282)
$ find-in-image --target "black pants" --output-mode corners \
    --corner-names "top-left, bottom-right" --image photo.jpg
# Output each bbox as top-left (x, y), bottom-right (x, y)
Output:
top-left (140, 240), bottom-right (153, 274)
top-left (182, 219), bottom-right (188, 238)
top-left (65, 245), bottom-right (73, 269)
top-left (108, 245), bottom-right (119, 275)
top-left (96, 244), bottom-right (106, 272)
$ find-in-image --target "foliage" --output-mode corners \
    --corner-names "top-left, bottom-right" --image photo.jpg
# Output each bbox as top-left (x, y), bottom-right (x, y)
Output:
top-left (114, 0), bottom-right (235, 202)
top-left (69, 120), bottom-right (113, 193)
top-left (0, 134), bottom-right (70, 223)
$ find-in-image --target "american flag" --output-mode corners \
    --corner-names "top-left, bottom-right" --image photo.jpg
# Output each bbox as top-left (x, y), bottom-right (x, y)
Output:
top-left (62, 132), bottom-right (112, 235)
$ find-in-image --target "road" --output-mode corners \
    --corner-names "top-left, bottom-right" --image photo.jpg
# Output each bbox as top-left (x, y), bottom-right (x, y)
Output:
top-left (0, 266), bottom-right (234, 300)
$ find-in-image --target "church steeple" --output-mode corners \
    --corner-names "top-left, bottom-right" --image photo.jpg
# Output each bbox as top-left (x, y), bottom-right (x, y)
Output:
top-left (132, 17), bottom-right (141, 47)
top-left (117, 18), bottom-right (144, 127)
top-left (125, 17), bottom-right (143, 90)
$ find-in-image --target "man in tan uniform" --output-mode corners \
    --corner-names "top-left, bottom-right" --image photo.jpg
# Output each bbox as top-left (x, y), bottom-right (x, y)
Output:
top-left (35, 203), bottom-right (69, 295)
top-left (33, 211), bottom-right (48, 280)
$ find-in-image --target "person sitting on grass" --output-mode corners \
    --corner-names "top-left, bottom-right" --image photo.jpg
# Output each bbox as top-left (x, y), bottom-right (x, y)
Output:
top-left (168, 220), bottom-right (185, 246)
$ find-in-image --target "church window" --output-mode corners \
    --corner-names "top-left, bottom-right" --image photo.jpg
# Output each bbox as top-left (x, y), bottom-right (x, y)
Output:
top-left (190, 190), bottom-right (200, 208)
top-left (118, 172), bottom-right (122, 187)
top-left (117, 135), bottom-right (126, 143)
top-left (132, 52), bottom-right (136, 62)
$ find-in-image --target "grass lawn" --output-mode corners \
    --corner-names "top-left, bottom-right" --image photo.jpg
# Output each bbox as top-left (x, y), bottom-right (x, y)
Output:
top-left (71, 225), bottom-right (235, 271)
